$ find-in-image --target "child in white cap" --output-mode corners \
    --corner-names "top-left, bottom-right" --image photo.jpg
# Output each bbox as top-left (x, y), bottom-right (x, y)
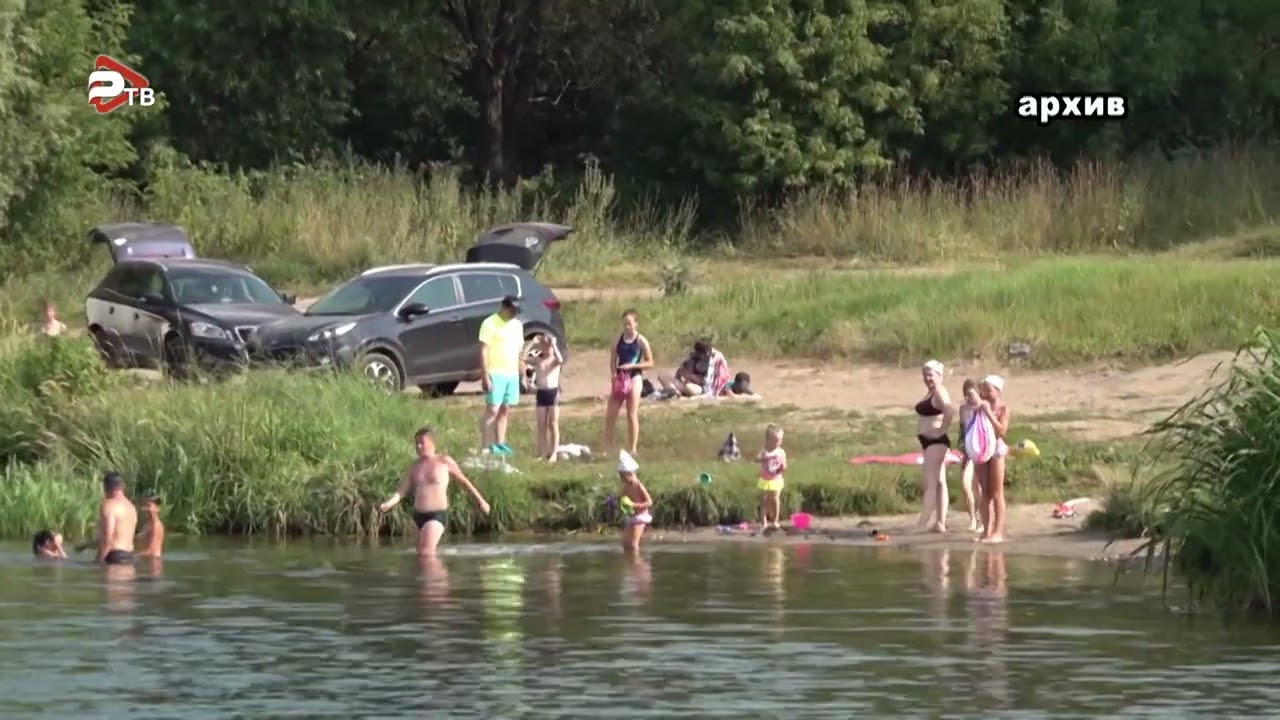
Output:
top-left (617, 450), bottom-right (654, 552)
top-left (975, 375), bottom-right (1011, 544)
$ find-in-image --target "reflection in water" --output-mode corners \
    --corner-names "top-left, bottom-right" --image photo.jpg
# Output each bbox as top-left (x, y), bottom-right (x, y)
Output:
top-left (967, 550), bottom-right (1010, 708)
top-left (416, 555), bottom-right (451, 609)
top-left (104, 563), bottom-right (138, 615)
top-left (762, 546), bottom-right (785, 636)
top-left (920, 547), bottom-right (951, 626)
top-left (1, 541), bottom-right (1279, 718)
top-left (620, 553), bottom-right (652, 601)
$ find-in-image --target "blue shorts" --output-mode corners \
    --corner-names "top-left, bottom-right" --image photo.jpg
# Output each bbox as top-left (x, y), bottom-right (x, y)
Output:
top-left (485, 372), bottom-right (520, 407)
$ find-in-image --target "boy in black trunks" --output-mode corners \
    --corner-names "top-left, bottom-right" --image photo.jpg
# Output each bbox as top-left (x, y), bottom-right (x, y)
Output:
top-left (377, 427), bottom-right (491, 555)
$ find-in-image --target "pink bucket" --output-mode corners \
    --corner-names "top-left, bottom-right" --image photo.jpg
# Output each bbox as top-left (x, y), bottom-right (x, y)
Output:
top-left (790, 512), bottom-right (812, 531)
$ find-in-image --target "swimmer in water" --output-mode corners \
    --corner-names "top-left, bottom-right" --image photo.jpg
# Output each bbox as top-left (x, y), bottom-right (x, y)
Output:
top-left (377, 426), bottom-right (491, 556)
top-left (32, 530), bottom-right (68, 559)
top-left (94, 471), bottom-right (137, 565)
top-left (617, 450), bottom-right (654, 553)
top-left (136, 494), bottom-right (164, 558)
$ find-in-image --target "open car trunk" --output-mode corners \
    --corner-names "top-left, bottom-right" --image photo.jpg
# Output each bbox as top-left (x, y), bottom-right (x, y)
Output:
top-left (89, 223), bottom-right (196, 263)
top-left (465, 222), bottom-right (571, 272)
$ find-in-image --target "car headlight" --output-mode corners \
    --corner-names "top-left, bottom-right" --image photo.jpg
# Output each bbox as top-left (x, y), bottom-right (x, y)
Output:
top-left (307, 322), bottom-right (357, 343)
top-left (189, 321), bottom-right (231, 340)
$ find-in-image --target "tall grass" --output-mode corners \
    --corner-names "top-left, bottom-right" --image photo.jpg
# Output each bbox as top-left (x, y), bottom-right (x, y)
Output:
top-left (1141, 329), bottom-right (1280, 615)
top-left (564, 257), bottom-right (1280, 365)
top-left (740, 144), bottom-right (1280, 260)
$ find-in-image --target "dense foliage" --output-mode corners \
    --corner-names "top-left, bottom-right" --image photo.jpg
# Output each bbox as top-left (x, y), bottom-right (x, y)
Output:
top-left (1, 0), bottom-right (1277, 269)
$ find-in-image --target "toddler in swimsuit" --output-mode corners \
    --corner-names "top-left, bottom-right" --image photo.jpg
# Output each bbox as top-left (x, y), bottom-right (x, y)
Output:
top-left (617, 450), bottom-right (654, 552)
top-left (757, 424), bottom-right (788, 530)
top-left (532, 333), bottom-right (564, 462)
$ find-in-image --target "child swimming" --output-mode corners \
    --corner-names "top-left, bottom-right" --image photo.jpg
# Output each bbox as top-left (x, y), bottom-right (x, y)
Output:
top-left (757, 424), bottom-right (788, 531)
top-left (617, 450), bottom-right (654, 553)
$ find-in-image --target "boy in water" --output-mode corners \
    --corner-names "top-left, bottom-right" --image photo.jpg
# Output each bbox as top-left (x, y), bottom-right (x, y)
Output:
top-left (378, 426), bottom-right (491, 556)
top-left (137, 494), bottom-right (165, 557)
top-left (757, 424), bottom-right (788, 531)
top-left (617, 450), bottom-right (653, 553)
top-left (32, 530), bottom-right (68, 559)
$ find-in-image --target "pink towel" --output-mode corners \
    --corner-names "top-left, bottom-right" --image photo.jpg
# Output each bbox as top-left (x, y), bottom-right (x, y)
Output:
top-left (849, 450), bottom-right (965, 467)
top-left (705, 350), bottom-right (731, 397)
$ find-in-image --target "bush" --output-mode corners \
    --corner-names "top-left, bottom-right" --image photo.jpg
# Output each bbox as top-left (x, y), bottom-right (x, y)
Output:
top-left (1143, 329), bottom-right (1280, 615)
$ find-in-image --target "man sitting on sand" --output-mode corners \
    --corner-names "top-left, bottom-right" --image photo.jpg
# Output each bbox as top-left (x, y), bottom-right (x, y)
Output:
top-left (656, 339), bottom-right (732, 398)
top-left (377, 426), bottom-right (491, 556)
top-left (94, 471), bottom-right (137, 565)
top-left (32, 530), bottom-right (68, 559)
top-left (136, 494), bottom-right (165, 557)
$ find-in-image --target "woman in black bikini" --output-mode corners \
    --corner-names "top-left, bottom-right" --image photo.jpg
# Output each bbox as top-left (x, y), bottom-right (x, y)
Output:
top-left (915, 360), bottom-right (955, 533)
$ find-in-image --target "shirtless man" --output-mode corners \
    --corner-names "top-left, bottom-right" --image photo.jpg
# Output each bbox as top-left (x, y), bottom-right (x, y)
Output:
top-left (377, 427), bottom-right (491, 556)
top-left (136, 494), bottom-right (165, 557)
top-left (94, 471), bottom-right (137, 565)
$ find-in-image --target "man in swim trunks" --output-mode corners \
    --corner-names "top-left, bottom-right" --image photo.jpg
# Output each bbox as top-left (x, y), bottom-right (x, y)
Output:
top-left (94, 471), bottom-right (137, 565)
top-left (377, 426), bottom-right (491, 556)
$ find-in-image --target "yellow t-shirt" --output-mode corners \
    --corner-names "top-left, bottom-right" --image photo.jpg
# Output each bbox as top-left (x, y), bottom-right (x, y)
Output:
top-left (479, 314), bottom-right (524, 376)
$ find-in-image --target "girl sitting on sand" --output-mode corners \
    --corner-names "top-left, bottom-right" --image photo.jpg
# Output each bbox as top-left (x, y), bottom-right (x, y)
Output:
top-left (757, 424), bottom-right (788, 531)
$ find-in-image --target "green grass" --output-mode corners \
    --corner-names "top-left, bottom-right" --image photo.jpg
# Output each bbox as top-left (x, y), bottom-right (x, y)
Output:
top-left (0, 335), bottom-right (1137, 540)
top-left (4, 143), bottom-right (1280, 321)
top-left (1133, 329), bottom-right (1280, 616)
top-left (563, 257), bottom-right (1280, 366)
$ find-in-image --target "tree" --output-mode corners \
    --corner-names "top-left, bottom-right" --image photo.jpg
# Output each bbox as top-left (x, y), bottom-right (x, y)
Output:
top-left (0, 0), bottom-right (142, 274)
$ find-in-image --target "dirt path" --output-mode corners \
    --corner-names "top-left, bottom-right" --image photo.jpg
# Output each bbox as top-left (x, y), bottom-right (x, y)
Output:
top-left (296, 290), bottom-right (1229, 436)
top-left (654, 503), bottom-right (1152, 561)
top-left (485, 348), bottom-right (1229, 437)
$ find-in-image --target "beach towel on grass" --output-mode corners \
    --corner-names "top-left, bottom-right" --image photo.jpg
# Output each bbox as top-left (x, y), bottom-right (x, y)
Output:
top-left (849, 450), bottom-right (964, 466)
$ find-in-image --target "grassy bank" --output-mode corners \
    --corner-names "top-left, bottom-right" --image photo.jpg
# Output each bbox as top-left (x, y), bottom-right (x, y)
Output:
top-left (1129, 330), bottom-right (1280, 616)
top-left (564, 257), bottom-right (1280, 366)
top-left (3, 144), bottom-right (1279, 316)
top-left (0, 335), bottom-right (1136, 539)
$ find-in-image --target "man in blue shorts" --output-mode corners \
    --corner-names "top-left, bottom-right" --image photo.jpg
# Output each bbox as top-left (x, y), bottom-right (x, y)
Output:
top-left (478, 295), bottom-right (525, 455)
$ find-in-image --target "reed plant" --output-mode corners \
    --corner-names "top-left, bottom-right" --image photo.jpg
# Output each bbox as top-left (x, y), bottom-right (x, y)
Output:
top-left (1140, 329), bottom-right (1280, 615)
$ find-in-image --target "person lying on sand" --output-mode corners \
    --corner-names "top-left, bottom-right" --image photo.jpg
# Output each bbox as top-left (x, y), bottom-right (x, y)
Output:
top-left (32, 530), bottom-right (68, 559)
top-left (136, 494), bottom-right (165, 558)
top-left (378, 426), bottom-right (491, 556)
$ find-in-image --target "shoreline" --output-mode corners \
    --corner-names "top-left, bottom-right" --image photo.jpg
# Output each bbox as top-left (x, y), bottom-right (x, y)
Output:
top-left (642, 503), bottom-right (1153, 561)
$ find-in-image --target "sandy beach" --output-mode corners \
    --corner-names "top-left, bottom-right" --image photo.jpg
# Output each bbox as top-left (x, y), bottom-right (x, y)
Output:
top-left (647, 502), bottom-right (1153, 561)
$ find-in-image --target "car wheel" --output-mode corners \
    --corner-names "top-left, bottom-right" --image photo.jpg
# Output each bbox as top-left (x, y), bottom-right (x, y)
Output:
top-left (359, 351), bottom-right (403, 393)
top-left (163, 334), bottom-right (192, 380)
top-left (89, 327), bottom-right (126, 368)
top-left (418, 381), bottom-right (460, 398)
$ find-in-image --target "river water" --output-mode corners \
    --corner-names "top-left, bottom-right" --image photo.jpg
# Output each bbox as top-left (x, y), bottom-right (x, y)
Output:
top-left (1, 539), bottom-right (1277, 719)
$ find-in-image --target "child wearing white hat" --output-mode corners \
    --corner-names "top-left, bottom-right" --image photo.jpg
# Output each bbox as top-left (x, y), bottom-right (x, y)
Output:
top-left (617, 450), bottom-right (654, 552)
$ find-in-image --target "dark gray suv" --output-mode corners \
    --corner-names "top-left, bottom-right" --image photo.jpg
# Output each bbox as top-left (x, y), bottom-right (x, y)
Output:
top-left (250, 222), bottom-right (571, 395)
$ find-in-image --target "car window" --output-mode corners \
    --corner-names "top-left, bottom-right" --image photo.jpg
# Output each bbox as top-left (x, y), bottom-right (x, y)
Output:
top-left (168, 267), bottom-right (281, 305)
top-left (459, 273), bottom-right (519, 304)
top-left (138, 267), bottom-right (165, 296)
top-left (404, 276), bottom-right (458, 310)
top-left (101, 266), bottom-right (151, 298)
top-left (307, 275), bottom-right (423, 316)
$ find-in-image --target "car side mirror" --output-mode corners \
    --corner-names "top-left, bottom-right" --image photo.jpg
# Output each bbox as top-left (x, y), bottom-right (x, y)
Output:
top-left (280, 292), bottom-right (297, 305)
top-left (398, 302), bottom-right (429, 320)
top-left (140, 292), bottom-right (166, 306)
